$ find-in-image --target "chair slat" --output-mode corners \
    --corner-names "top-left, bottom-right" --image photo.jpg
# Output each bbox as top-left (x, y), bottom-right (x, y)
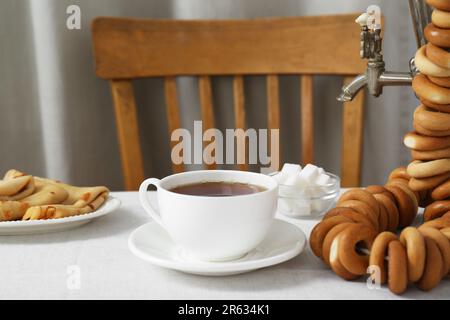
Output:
top-left (164, 77), bottom-right (184, 173)
top-left (341, 76), bottom-right (365, 187)
top-left (109, 80), bottom-right (145, 190)
top-left (267, 75), bottom-right (281, 170)
top-left (233, 76), bottom-right (248, 171)
top-left (198, 76), bottom-right (217, 169)
top-left (301, 75), bottom-right (314, 165)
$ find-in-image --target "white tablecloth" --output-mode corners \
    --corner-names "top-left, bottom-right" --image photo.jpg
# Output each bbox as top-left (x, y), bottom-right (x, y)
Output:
top-left (1, 191), bottom-right (449, 300)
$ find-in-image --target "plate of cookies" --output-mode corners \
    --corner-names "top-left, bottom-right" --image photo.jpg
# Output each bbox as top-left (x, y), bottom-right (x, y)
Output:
top-left (0, 169), bottom-right (120, 235)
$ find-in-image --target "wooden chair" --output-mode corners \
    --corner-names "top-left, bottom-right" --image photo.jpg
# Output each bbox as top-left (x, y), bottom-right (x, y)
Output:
top-left (92, 14), bottom-right (366, 190)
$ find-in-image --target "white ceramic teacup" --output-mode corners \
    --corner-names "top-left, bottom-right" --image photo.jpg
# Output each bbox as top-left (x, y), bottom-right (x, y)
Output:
top-left (139, 170), bottom-right (278, 261)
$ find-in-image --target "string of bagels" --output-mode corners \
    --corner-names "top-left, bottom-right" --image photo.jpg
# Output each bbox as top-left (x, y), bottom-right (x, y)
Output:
top-left (310, 0), bottom-right (450, 295)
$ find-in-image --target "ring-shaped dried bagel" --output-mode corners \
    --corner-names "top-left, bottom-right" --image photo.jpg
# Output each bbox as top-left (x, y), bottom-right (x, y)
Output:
top-left (404, 131), bottom-right (450, 151)
top-left (309, 215), bottom-right (353, 258)
top-left (323, 207), bottom-right (375, 228)
top-left (420, 215), bottom-right (450, 230)
top-left (338, 199), bottom-right (379, 231)
top-left (337, 189), bottom-right (380, 219)
top-left (376, 198), bottom-right (389, 232)
top-left (426, 42), bottom-right (450, 69)
top-left (388, 167), bottom-right (410, 182)
top-left (432, 9), bottom-right (450, 29)
top-left (409, 172), bottom-right (450, 191)
top-left (414, 46), bottom-right (450, 77)
top-left (387, 240), bottom-right (409, 295)
top-left (373, 193), bottom-right (399, 232)
top-left (417, 237), bottom-right (444, 291)
top-left (336, 223), bottom-right (377, 275)
top-left (385, 184), bottom-right (418, 227)
top-left (414, 105), bottom-right (450, 131)
top-left (427, 0), bottom-right (450, 11)
top-left (321, 222), bottom-right (355, 267)
top-left (399, 227), bottom-right (427, 282)
top-left (413, 74), bottom-right (450, 105)
top-left (431, 179), bottom-right (450, 200)
top-left (424, 201), bottom-right (450, 221)
top-left (421, 98), bottom-right (450, 113)
top-left (374, 193), bottom-right (399, 232)
top-left (440, 227), bottom-right (450, 240)
top-left (414, 121), bottom-right (450, 137)
top-left (419, 227), bottom-right (450, 276)
top-left (411, 147), bottom-right (450, 161)
top-left (366, 185), bottom-right (397, 203)
top-left (428, 76), bottom-right (450, 88)
top-left (407, 159), bottom-right (450, 178)
top-left (386, 179), bottom-right (421, 207)
top-left (329, 239), bottom-right (360, 281)
top-left (424, 23), bottom-right (450, 48)
top-left (369, 231), bottom-right (397, 284)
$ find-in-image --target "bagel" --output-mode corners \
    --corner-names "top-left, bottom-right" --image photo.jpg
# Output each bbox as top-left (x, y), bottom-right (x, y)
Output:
top-left (424, 23), bottom-right (450, 48)
top-left (399, 227), bottom-right (426, 282)
top-left (414, 121), bottom-right (450, 137)
top-left (407, 159), bottom-right (450, 178)
top-left (419, 227), bottom-right (450, 276)
top-left (421, 215), bottom-right (450, 229)
top-left (413, 74), bottom-right (450, 105)
top-left (440, 227), bottom-right (450, 240)
top-left (376, 198), bottom-right (389, 232)
top-left (431, 178), bottom-right (450, 200)
top-left (323, 207), bottom-right (375, 229)
top-left (414, 46), bottom-right (450, 77)
top-left (329, 238), bottom-right (359, 281)
top-left (366, 185), bottom-right (396, 203)
top-left (387, 167), bottom-right (410, 182)
top-left (369, 231), bottom-right (397, 284)
top-left (387, 240), bottom-right (409, 295)
top-left (411, 147), bottom-right (450, 161)
top-left (321, 222), bottom-right (355, 267)
top-left (414, 105), bottom-right (450, 131)
top-left (337, 189), bottom-right (380, 219)
top-left (385, 184), bottom-right (418, 227)
top-left (409, 172), bottom-right (450, 191)
top-left (373, 193), bottom-right (399, 232)
top-left (404, 131), bottom-right (450, 151)
top-left (424, 200), bottom-right (450, 221)
top-left (417, 237), bottom-right (444, 291)
top-left (432, 9), bottom-right (450, 29)
top-left (310, 215), bottom-right (352, 258)
top-left (338, 199), bottom-right (379, 231)
top-left (334, 223), bottom-right (377, 275)
top-left (426, 43), bottom-right (450, 70)
top-left (420, 99), bottom-right (450, 113)
top-left (427, 0), bottom-right (450, 11)
top-left (428, 76), bottom-right (450, 88)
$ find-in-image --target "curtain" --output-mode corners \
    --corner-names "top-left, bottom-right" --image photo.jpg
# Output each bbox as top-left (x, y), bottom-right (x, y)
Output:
top-left (0, 0), bottom-right (418, 190)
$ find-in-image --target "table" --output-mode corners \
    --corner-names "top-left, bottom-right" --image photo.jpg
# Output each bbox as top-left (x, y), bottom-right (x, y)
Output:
top-left (1, 191), bottom-right (448, 300)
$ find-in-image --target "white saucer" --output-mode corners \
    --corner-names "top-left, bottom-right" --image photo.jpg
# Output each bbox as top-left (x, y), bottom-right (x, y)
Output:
top-left (128, 219), bottom-right (306, 276)
top-left (0, 196), bottom-right (121, 235)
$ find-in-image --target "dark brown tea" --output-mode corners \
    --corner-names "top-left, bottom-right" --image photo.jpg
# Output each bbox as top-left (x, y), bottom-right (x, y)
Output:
top-left (170, 181), bottom-right (266, 197)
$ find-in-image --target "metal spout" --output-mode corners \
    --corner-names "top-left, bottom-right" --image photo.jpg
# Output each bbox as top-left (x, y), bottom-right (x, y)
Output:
top-left (336, 2), bottom-right (429, 102)
top-left (337, 74), bottom-right (367, 102)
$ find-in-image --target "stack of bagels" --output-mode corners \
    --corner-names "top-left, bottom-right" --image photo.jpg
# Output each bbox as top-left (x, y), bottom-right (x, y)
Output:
top-left (310, 167), bottom-right (450, 294)
top-left (405, 0), bottom-right (450, 199)
top-left (310, 0), bottom-right (450, 295)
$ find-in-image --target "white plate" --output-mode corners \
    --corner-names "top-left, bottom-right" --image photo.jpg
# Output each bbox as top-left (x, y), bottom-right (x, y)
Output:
top-left (0, 196), bottom-right (121, 235)
top-left (128, 219), bottom-right (306, 276)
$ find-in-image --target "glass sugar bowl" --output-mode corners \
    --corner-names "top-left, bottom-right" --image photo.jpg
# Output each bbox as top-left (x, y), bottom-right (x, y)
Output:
top-left (276, 172), bottom-right (340, 219)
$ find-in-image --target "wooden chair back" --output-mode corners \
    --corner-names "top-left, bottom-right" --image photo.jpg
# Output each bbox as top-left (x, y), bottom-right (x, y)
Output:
top-left (92, 15), bottom-right (366, 190)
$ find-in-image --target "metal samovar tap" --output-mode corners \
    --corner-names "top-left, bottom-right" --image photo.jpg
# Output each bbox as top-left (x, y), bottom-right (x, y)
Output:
top-left (337, 1), bottom-right (432, 102)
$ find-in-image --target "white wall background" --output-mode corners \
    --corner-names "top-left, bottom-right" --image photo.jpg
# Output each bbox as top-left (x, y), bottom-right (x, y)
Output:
top-left (0, 0), bottom-right (419, 190)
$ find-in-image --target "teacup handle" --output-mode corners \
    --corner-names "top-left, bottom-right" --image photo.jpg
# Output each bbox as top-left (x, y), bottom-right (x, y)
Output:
top-left (139, 178), bottom-right (164, 227)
